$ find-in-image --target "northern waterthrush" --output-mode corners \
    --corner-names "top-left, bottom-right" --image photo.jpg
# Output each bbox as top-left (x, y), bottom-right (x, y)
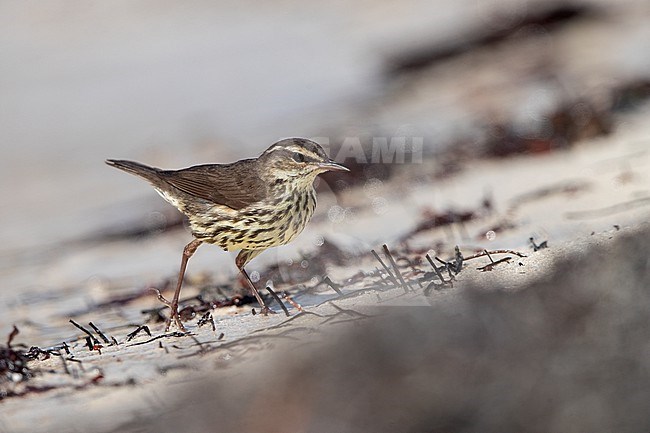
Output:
top-left (106, 138), bottom-right (348, 331)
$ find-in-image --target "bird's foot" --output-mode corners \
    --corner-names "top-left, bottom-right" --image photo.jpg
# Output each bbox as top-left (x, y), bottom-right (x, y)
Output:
top-left (165, 305), bottom-right (188, 333)
top-left (151, 288), bottom-right (188, 333)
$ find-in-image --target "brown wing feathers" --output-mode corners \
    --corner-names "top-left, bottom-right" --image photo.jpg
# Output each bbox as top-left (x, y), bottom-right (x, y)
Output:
top-left (106, 159), bottom-right (267, 211)
top-left (160, 163), bottom-right (266, 210)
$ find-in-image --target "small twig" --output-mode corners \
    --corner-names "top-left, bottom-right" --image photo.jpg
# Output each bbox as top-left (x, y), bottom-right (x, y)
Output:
top-left (7, 325), bottom-right (19, 348)
top-left (477, 257), bottom-right (512, 272)
top-left (382, 244), bottom-right (412, 293)
top-left (127, 332), bottom-right (187, 347)
top-left (425, 254), bottom-right (446, 284)
top-left (266, 286), bottom-right (291, 317)
top-left (322, 276), bottom-right (343, 295)
top-left (453, 246), bottom-right (464, 274)
top-left (126, 325), bottom-right (152, 342)
top-left (197, 312), bottom-right (216, 331)
top-left (484, 249), bottom-right (494, 263)
top-left (529, 237), bottom-right (548, 252)
top-left (70, 320), bottom-right (100, 345)
top-left (371, 250), bottom-right (400, 287)
top-left (463, 249), bottom-right (528, 260)
top-left (24, 346), bottom-right (56, 360)
top-left (435, 257), bottom-right (456, 280)
top-left (88, 322), bottom-right (110, 344)
top-left (282, 291), bottom-right (304, 312)
top-left (424, 254), bottom-right (453, 291)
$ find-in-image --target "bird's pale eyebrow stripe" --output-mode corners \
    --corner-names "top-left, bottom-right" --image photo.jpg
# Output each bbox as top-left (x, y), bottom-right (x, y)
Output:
top-left (269, 145), bottom-right (318, 157)
top-left (267, 145), bottom-right (285, 152)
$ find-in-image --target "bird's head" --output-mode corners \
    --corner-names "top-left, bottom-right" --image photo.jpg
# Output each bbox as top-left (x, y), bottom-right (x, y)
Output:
top-left (259, 138), bottom-right (348, 184)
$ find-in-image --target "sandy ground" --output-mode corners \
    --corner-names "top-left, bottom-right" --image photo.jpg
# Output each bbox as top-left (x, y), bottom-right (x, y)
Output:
top-left (1, 115), bottom-right (648, 432)
top-left (2, 1), bottom-right (650, 432)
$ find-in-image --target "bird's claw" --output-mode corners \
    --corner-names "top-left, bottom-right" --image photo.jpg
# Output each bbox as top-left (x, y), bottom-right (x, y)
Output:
top-left (165, 306), bottom-right (188, 333)
top-left (152, 288), bottom-right (187, 332)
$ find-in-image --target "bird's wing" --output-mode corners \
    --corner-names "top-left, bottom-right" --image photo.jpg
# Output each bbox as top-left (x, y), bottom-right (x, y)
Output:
top-left (159, 159), bottom-right (267, 210)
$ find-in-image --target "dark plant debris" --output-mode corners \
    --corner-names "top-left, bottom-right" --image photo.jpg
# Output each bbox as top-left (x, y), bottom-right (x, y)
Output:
top-left (88, 322), bottom-right (111, 344)
top-left (85, 337), bottom-right (103, 353)
top-left (1, 375), bottom-right (133, 400)
top-left (482, 100), bottom-right (612, 157)
top-left (468, 80), bottom-right (650, 160)
top-left (141, 289), bottom-right (258, 326)
top-left (127, 332), bottom-right (188, 347)
top-left (382, 244), bottom-right (412, 293)
top-left (424, 254), bottom-right (453, 292)
top-left (384, 4), bottom-right (595, 76)
top-left (611, 79), bottom-right (650, 112)
top-left (197, 312), bottom-right (216, 331)
top-left (419, 246), bottom-right (526, 291)
top-left (69, 320), bottom-right (100, 346)
top-left (1, 327), bottom-right (74, 389)
top-left (530, 237), bottom-right (549, 252)
top-left (509, 181), bottom-right (590, 210)
top-left (321, 276), bottom-right (344, 295)
top-left (1, 327), bottom-right (32, 385)
top-left (24, 346), bottom-right (59, 360)
top-left (371, 249), bottom-right (401, 289)
top-left (401, 207), bottom-right (478, 241)
top-left (477, 250), bottom-right (513, 272)
top-left (126, 325), bottom-right (152, 342)
top-left (282, 292), bottom-right (304, 313)
top-left (7, 325), bottom-right (19, 348)
top-left (264, 286), bottom-right (290, 317)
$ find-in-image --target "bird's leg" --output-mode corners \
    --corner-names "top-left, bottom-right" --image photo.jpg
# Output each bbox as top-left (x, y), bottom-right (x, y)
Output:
top-left (164, 239), bottom-right (203, 332)
top-left (238, 267), bottom-right (273, 316)
top-left (236, 249), bottom-right (285, 316)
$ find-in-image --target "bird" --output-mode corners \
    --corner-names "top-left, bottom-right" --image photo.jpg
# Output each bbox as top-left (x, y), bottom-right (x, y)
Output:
top-left (106, 138), bottom-right (348, 331)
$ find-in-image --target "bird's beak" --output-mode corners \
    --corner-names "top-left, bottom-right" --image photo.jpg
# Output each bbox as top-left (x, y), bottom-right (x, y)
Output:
top-left (316, 159), bottom-right (349, 172)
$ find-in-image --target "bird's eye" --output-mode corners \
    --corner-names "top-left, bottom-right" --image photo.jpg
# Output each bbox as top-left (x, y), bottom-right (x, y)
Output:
top-left (292, 152), bottom-right (305, 162)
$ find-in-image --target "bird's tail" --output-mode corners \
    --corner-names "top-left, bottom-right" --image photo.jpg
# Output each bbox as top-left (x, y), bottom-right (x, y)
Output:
top-left (105, 159), bottom-right (162, 185)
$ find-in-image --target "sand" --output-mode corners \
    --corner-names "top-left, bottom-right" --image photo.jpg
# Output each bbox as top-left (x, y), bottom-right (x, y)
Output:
top-left (1, 1), bottom-right (650, 432)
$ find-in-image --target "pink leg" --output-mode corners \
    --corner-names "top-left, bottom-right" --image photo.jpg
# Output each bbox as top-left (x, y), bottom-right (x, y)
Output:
top-left (165, 239), bottom-right (202, 331)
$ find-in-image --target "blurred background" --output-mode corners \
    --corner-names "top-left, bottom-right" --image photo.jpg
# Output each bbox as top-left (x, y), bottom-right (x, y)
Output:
top-left (1, 0), bottom-right (649, 339)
